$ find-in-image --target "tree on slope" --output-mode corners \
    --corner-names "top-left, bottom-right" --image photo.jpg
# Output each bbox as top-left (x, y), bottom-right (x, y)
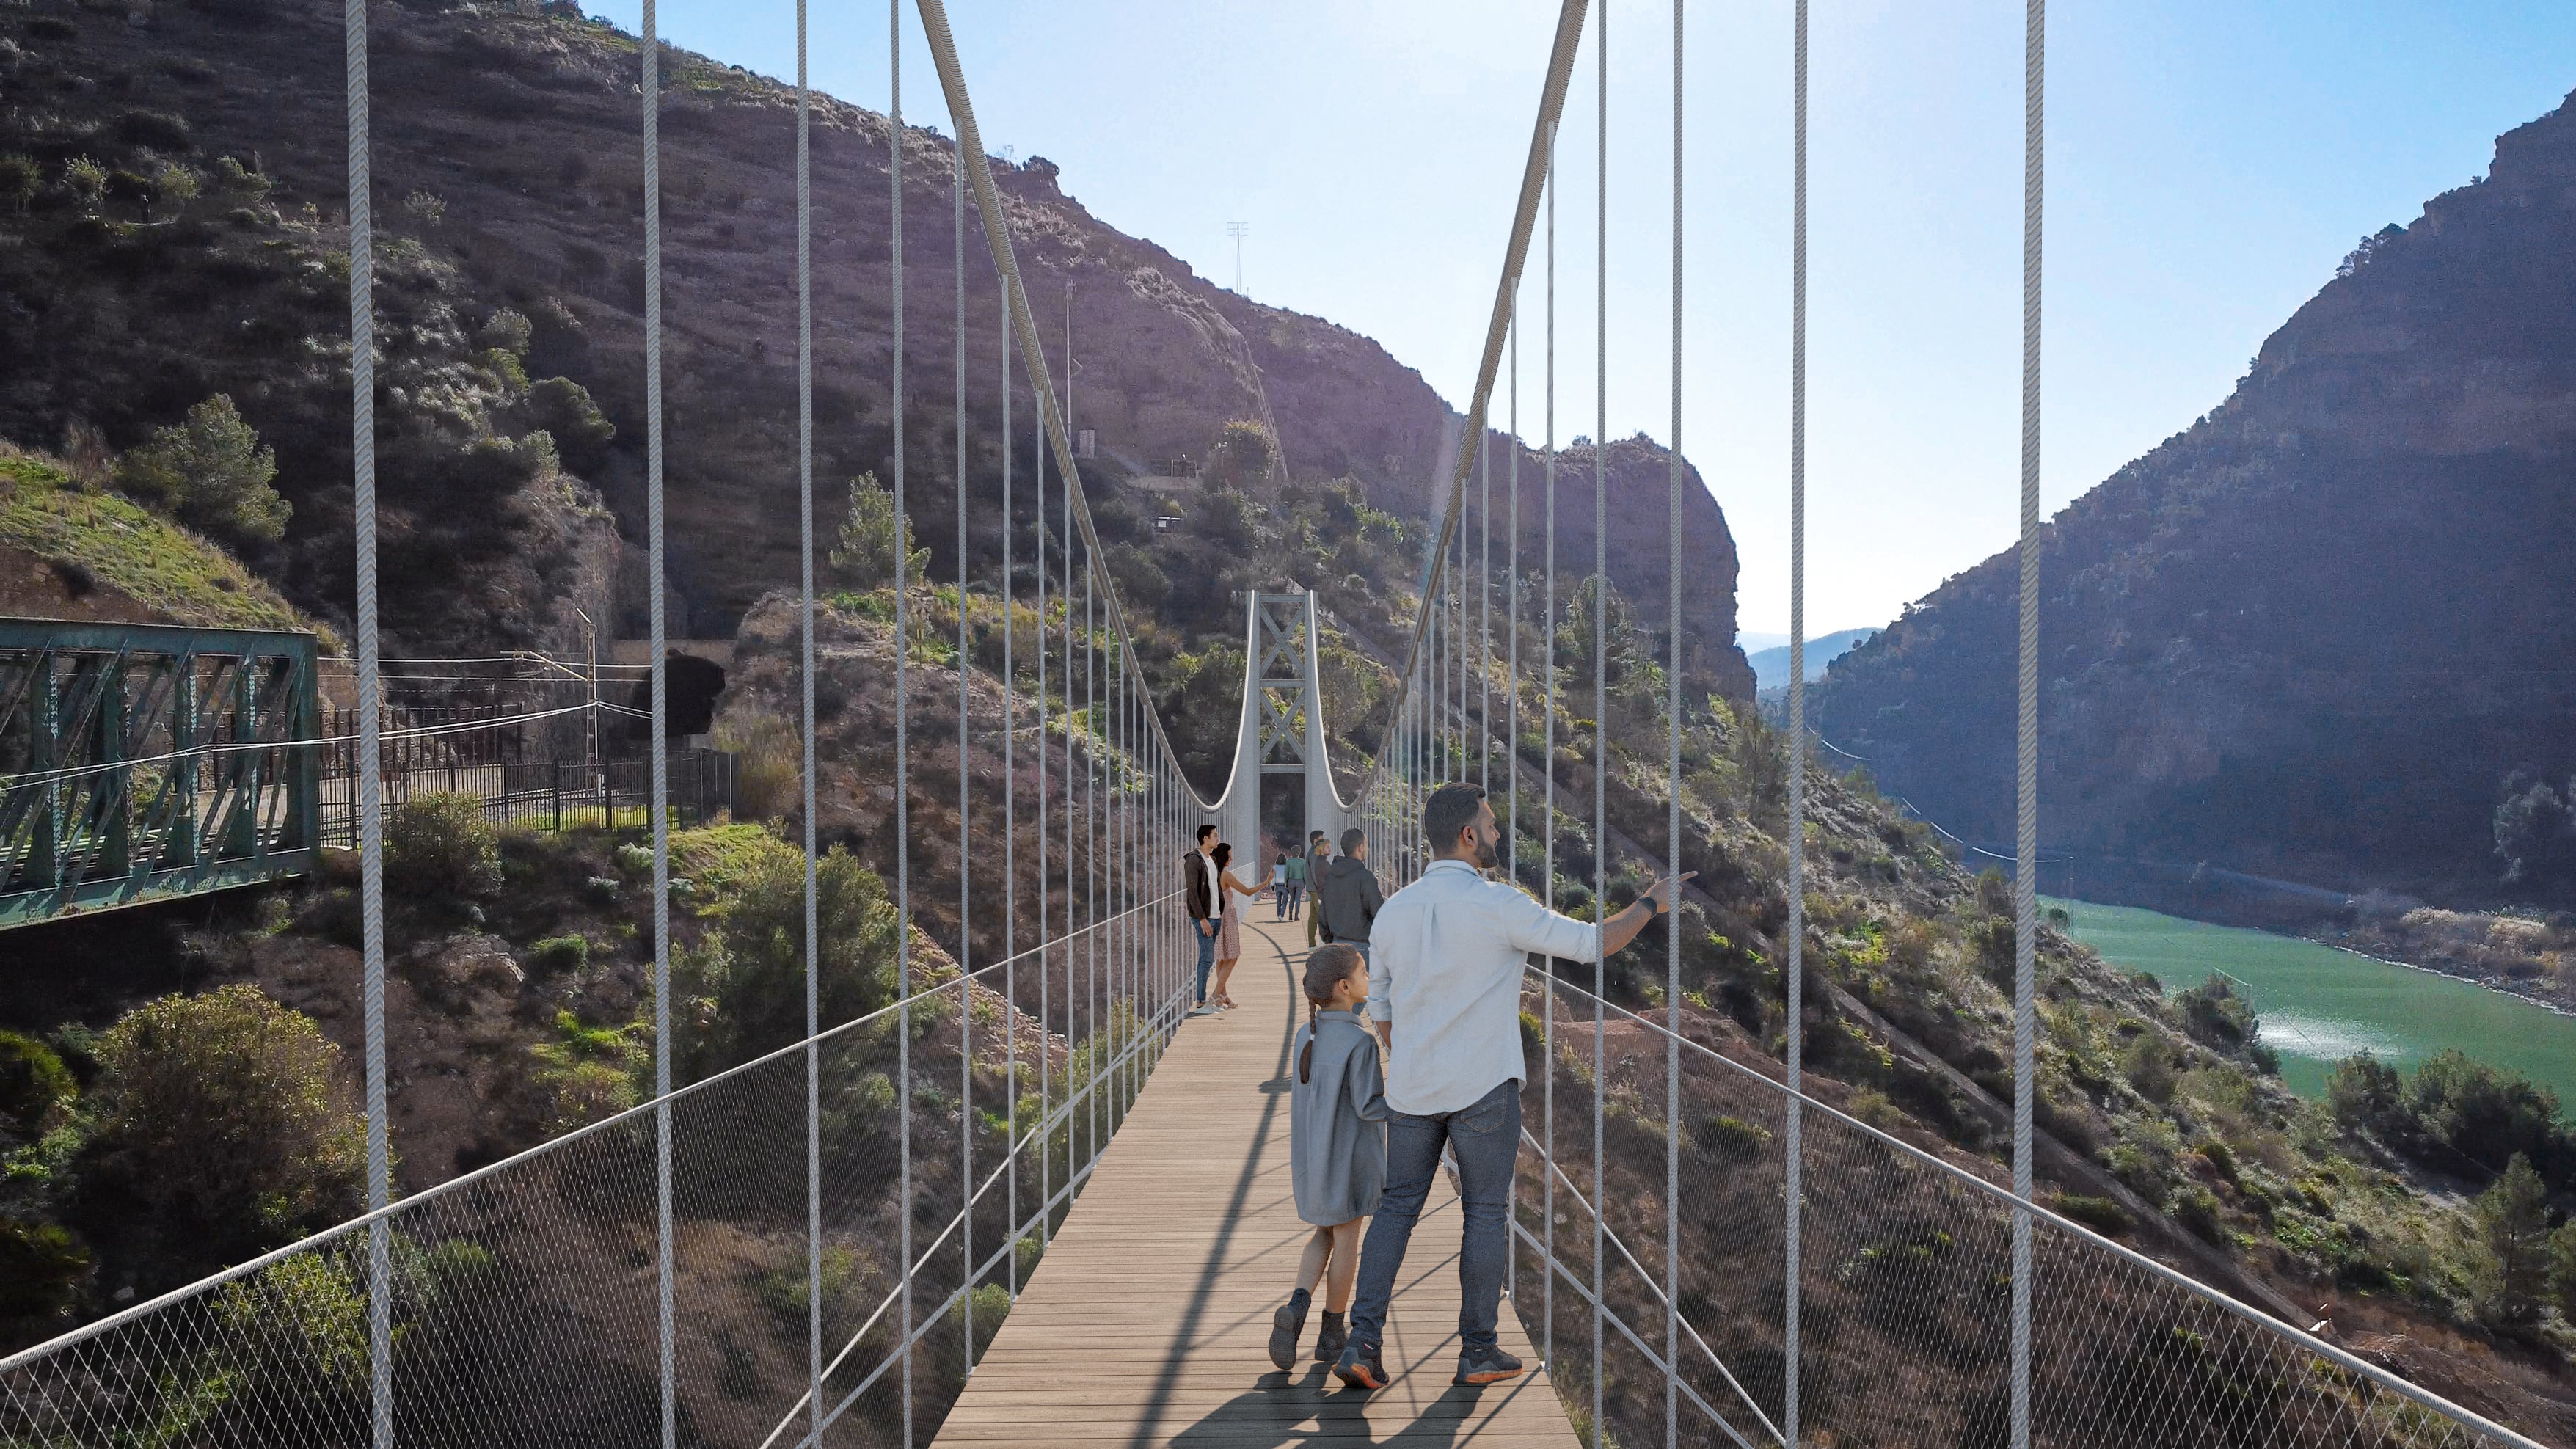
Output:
top-left (114, 394), bottom-right (291, 544)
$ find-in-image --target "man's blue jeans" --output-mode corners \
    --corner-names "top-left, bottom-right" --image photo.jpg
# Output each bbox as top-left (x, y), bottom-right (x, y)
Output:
top-left (1192, 919), bottom-right (1217, 1004)
top-left (1347, 1077), bottom-right (1520, 1357)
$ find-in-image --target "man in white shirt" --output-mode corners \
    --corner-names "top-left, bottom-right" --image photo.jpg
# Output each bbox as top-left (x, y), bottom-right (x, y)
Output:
top-left (1334, 783), bottom-right (1689, 1391)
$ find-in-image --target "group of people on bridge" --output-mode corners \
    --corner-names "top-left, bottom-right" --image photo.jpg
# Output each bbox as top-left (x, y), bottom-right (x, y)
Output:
top-left (1181, 784), bottom-right (1690, 1392)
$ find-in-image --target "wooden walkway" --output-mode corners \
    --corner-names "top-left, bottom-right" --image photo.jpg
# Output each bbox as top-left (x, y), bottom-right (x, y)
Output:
top-left (935, 912), bottom-right (1579, 1448)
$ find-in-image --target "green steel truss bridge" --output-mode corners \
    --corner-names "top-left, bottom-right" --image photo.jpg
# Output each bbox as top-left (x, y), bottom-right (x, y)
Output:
top-left (0, 621), bottom-right (320, 929)
top-left (0, 2), bottom-right (2555, 1448)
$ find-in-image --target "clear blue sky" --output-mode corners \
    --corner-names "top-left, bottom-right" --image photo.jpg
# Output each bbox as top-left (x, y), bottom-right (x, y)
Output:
top-left (587, 0), bottom-right (2576, 638)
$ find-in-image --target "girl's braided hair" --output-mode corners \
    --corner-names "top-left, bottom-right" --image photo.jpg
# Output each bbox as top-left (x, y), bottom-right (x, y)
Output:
top-left (1298, 944), bottom-right (1366, 1084)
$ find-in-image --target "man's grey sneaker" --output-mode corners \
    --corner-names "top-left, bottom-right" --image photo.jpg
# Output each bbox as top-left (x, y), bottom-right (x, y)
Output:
top-left (1453, 1346), bottom-right (1525, 1387)
top-left (1332, 1341), bottom-right (1388, 1392)
top-left (1188, 1004), bottom-right (1219, 1017)
top-left (1266, 1289), bottom-right (1311, 1371)
top-left (1310, 1309), bottom-right (1348, 1363)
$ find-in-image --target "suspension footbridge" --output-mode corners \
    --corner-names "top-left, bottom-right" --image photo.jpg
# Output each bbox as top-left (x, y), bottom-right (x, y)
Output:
top-left (0, 0), bottom-right (2562, 1445)
top-left (935, 913), bottom-right (1572, 1449)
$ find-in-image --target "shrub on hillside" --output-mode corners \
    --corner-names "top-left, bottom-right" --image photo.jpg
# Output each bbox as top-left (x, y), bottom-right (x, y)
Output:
top-left (2551, 1217), bottom-right (2576, 1313)
top-left (1205, 418), bottom-right (1274, 487)
top-left (712, 708), bottom-right (799, 822)
top-left (113, 394), bottom-right (291, 544)
top-left (0, 154), bottom-right (38, 217)
top-left (2404, 1050), bottom-right (2564, 1183)
top-left (523, 935), bottom-right (589, 975)
top-left (0, 1218), bottom-right (90, 1321)
top-left (2469, 1153), bottom-right (2553, 1326)
top-left (62, 156), bottom-right (106, 213)
top-left (114, 109), bottom-right (193, 151)
top-left (386, 793), bottom-right (503, 902)
top-left (2175, 974), bottom-right (2258, 1052)
top-left (93, 985), bottom-right (365, 1242)
top-left (2327, 1048), bottom-right (2568, 1188)
top-left (1700, 1115), bottom-right (1771, 1161)
top-left (2050, 1194), bottom-right (2135, 1238)
top-left (0, 1030), bottom-right (74, 1130)
top-left (2327, 1051), bottom-right (2403, 1133)
top-left (682, 839), bottom-right (901, 1070)
top-left (522, 377), bottom-right (616, 472)
top-left (528, 1010), bottom-right (644, 1134)
top-left (2493, 773), bottom-right (2576, 894)
top-left (478, 308), bottom-right (533, 354)
top-left (828, 472), bottom-right (928, 591)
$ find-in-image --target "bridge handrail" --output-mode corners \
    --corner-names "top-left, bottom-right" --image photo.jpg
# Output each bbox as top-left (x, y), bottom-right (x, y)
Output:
top-left (1514, 959), bottom-right (2555, 1449)
top-left (0, 886), bottom-right (1183, 1381)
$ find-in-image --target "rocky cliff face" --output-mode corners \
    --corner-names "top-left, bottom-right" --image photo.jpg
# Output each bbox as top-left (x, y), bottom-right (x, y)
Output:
top-left (1813, 89), bottom-right (2576, 901)
top-left (1, 0), bottom-right (1745, 696)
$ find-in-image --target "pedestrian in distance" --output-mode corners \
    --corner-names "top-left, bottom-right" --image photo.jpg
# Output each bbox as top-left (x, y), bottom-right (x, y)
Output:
top-left (1271, 852), bottom-right (1292, 920)
top-left (1305, 832), bottom-right (1332, 947)
top-left (1268, 943), bottom-right (1387, 1370)
top-left (1183, 823), bottom-right (1220, 1015)
top-left (1283, 846), bottom-right (1310, 921)
top-left (1332, 783), bottom-right (1692, 1392)
top-left (1315, 827), bottom-right (1381, 961)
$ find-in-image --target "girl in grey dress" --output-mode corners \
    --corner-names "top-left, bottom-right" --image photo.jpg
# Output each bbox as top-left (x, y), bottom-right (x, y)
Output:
top-left (1269, 944), bottom-right (1389, 1370)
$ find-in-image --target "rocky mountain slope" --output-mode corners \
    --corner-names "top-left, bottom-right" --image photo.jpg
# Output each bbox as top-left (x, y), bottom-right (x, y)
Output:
top-left (0, 0), bottom-right (1747, 704)
top-left (1813, 88), bottom-right (2576, 908)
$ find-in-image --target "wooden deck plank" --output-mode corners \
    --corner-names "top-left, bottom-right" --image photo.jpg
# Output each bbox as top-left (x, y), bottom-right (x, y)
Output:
top-left (932, 914), bottom-right (1577, 1449)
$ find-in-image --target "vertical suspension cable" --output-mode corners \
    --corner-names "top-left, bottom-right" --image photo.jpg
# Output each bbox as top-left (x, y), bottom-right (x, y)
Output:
top-left (2013, 1), bottom-right (2046, 1444)
top-left (1591, 8), bottom-right (1609, 1439)
top-left (1059, 414), bottom-right (1075, 1199)
top-left (1665, 0), bottom-right (1683, 1441)
top-left (1116, 631), bottom-right (1128, 1112)
top-left (1454, 505), bottom-right (1466, 781)
top-left (639, 4), bottom-right (675, 1444)
top-left (1506, 306), bottom-right (1519, 1308)
top-left (1001, 282), bottom-right (1020, 1299)
top-left (795, 7), bottom-right (822, 1437)
top-left (889, 10), bottom-right (914, 1440)
top-left (1784, 0), bottom-right (1809, 1437)
top-left (1481, 428), bottom-right (1492, 798)
top-left (340, 0), bottom-right (390, 1439)
top-left (953, 140), bottom-right (974, 1378)
top-left (1035, 326), bottom-right (1051, 1249)
top-left (1084, 538), bottom-right (1098, 1171)
top-left (1541, 113), bottom-right (1558, 1379)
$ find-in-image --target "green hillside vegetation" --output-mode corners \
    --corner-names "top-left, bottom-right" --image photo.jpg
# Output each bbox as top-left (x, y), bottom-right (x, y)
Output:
top-left (0, 444), bottom-right (315, 635)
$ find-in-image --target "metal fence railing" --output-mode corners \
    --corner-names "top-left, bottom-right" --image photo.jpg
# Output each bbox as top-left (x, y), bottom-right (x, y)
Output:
top-left (315, 750), bottom-right (737, 847)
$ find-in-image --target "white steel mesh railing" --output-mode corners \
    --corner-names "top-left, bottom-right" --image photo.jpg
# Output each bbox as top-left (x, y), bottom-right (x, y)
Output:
top-left (0, 898), bottom-right (1190, 1448)
top-left (1492, 968), bottom-right (2552, 1449)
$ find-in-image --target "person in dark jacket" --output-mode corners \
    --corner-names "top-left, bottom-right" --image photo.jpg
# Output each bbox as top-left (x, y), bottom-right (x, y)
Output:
top-left (1316, 828), bottom-right (1382, 955)
top-left (1184, 824), bottom-right (1219, 1012)
top-left (1305, 831), bottom-right (1332, 947)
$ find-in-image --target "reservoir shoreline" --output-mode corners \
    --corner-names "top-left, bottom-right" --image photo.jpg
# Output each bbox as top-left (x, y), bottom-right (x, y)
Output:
top-left (2046, 897), bottom-right (2576, 1109)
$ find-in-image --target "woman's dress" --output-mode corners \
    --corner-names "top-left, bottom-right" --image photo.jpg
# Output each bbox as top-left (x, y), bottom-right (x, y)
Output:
top-left (1217, 879), bottom-right (1244, 958)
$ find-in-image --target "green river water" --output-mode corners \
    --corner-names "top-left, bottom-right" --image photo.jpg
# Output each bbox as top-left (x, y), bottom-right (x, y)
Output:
top-left (2048, 898), bottom-right (2576, 1106)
